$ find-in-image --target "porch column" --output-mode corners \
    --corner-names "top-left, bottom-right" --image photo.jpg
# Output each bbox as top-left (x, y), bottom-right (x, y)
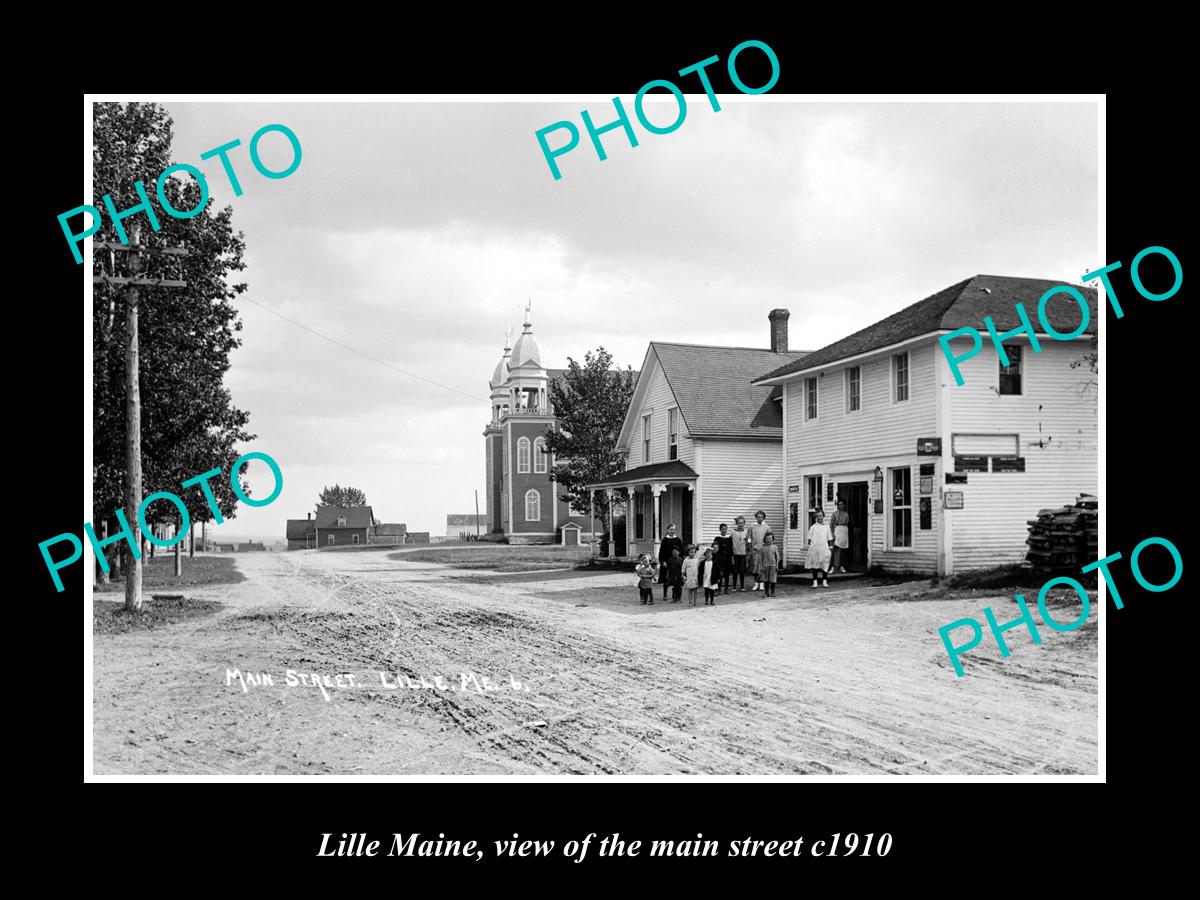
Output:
top-left (684, 482), bottom-right (694, 546)
top-left (589, 489), bottom-right (596, 556)
top-left (651, 482), bottom-right (666, 560)
top-left (603, 488), bottom-right (613, 557)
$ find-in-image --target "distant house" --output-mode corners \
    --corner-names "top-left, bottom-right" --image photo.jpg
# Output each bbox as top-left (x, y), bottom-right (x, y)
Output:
top-left (215, 542), bottom-right (237, 553)
top-left (238, 542), bottom-right (266, 552)
top-left (285, 506), bottom-right (375, 549)
top-left (446, 514), bottom-right (486, 534)
top-left (372, 523), bottom-right (408, 545)
top-left (406, 532), bottom-right (431, 544)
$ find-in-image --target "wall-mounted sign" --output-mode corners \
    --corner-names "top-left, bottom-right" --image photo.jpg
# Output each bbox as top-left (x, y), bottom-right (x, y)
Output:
top-left (919, 476), bottom-right (933, 495)
top-left (991, 456), bottom-right (1026, 473)
top-left (917, 437), bottom-right (942, 455)
top-left (945, 473), bottom-right (968, 485)
top-left (873, 499), bottom-right (883, 514)
top-left (827, 482), bottom-right (835, 502)
top-left (954, 455), bottom-right (988, 472)
top-left (919, 463), bottom-right (935, 476)
top-left (787, 484), bottom-right (800, 493)
top-left (943, 491), bottom-right (964, 509)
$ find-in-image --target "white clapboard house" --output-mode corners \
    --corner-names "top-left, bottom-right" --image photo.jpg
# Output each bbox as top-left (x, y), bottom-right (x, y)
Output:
top-left (588, 311), bottom-right (807, 558)
top-left (754, 275), bottom-right (1098, 576)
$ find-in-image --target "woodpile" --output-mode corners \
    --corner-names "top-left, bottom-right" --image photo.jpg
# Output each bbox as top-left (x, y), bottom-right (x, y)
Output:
top-left (1026, 493), bottom-right (1098, 572)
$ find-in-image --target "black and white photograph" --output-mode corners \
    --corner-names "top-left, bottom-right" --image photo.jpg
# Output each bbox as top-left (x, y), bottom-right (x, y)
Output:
top-left (77, 91), bottom-right (1111, 779)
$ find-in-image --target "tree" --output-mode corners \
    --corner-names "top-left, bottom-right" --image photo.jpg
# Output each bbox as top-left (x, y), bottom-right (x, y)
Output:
top-left (317, 484), bottom-right (369, 510)
top-left (92, 102), bottom-right (255, 573)
top-left (1069, 332), bottom-right (1099, 396)
top-left (543, 347), bottom-right (637, 520)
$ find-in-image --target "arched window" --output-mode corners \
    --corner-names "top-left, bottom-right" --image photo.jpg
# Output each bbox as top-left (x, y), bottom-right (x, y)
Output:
top-left (533, 437), bottom-right (548, 473)
top-left (525, 489), bottom-right (541, 522)
top-left (517, 437), bottom-right (531, 473)
top-left (337, 515), bottom-right (347, 526)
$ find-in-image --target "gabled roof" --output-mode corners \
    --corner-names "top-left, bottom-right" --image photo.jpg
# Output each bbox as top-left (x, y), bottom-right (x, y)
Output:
top-left (591, 460), bottom-right (699, 488)
top-left (756, 275), bottom-right (1098, 382)
top-left (647, 343), bottom-right (807, 439)
top-left (314, 506), bottom-right (375, 528)
top-left (374, 523), bottom-right (407, 535)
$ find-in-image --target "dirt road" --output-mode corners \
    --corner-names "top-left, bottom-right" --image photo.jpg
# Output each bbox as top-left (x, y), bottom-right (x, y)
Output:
top-left (91, 549), bottom-right (1098, 775)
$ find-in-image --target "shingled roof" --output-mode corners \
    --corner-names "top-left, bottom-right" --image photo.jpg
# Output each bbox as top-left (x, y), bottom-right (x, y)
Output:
top-left (591, 460), bottom-right (699, 488)
top-left (314, 506), bottom-right (375, 529)
top-left (755, 275), bottom-right (1098, 383)
top-left (651, 343), bottom-right (808, 439)
top-left (285, 519), bottom-right (313, 541)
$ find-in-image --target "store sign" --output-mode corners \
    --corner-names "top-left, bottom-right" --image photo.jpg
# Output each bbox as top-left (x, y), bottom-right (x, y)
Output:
top-left (945, 473), bottom-right (968, 485)
top-left (943, 491), bottom-right (964, 509)
top-left (787, 484), bottom-right (800, 493)
top-left (991, 456), bottom-right (1026, 472)
top-left (954, 455), bottom-right (988, 473)
top-left (916, 437), bottom-right (942, 455)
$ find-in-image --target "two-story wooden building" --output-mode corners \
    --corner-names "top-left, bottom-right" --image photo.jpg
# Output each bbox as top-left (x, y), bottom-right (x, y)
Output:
top-left (754, 275), bottom-right (1097, 576)
top-left (589, 310), bottom-right (806, 558)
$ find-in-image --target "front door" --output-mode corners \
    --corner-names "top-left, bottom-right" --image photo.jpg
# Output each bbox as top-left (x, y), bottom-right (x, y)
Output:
top-left (612, 494), bottom-right (627, 558)
top-left (838, 482), bottom-right (869, 571)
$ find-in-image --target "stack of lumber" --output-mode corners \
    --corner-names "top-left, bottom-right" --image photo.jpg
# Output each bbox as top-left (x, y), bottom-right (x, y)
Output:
top-left (1026, 493), bottom-right (1098, 571)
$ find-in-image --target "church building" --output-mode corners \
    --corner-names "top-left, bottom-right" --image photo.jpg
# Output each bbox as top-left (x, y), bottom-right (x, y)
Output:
top-left (483, 307), bottom-right (593, 543)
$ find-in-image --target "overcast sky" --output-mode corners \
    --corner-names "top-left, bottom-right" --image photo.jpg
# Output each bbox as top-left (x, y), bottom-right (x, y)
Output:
top-left (162, 99), bottom-right (1098, 538)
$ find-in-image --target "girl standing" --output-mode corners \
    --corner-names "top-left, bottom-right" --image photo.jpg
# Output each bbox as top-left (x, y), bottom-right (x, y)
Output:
top-left (667, 546), bottom-right (684, 603)
top-left (635, 554), bottom-right (656, 605)
top-left (746, 510), bottom-right (772, 591)
top-left (806, 510), bottom-right (833, 588)
top-left (658, 524), bottom-right (684, 602)
top-left (701, 547), bottom-right (718, 605)
top-left (682, 545), bottom-right (700, 606)
top-left (730, 516), bottom-right (748, 591)
top-left (714, 524), bottom-right (733, 594)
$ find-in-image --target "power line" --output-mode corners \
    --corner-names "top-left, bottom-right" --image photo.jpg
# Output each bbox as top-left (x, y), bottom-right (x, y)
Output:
top-left (240, 297), bottom-right (489, 402)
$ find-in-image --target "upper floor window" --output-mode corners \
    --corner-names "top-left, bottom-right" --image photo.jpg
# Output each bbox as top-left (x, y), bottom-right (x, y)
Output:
top-left (999, 344), bottom-right (1022, 395)
top-left (517, 436), bottom-right (531, 473)
top-left (805, 377), bottom-right (818, 420)
top-left (643, 414), bottom-right (652, 463)
top-left (668, 408), bottom-right (679, 460)
top-left (524, 489), bottom-right (541, 521)
top-left (337, 515), bottom-right (347, 527)
top-left (846, 366), bottom-right (861, 412)
top-left (534, 436), bottom-right (548, 473)
top-left (893, 352), bottom-right (910, 403)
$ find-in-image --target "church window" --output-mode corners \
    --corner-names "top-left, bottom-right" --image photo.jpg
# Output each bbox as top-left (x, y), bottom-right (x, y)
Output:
top-left (517, 437), bottom-right (531, 473)
top-left (525, 489), bottom-right (541, 521)
top-left (534, 437), bottom-right (548, 473)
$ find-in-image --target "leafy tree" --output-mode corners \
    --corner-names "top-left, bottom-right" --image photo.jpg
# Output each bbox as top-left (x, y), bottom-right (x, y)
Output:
top-left (543, 347), bottom-right (637, 519)
top-left (1069, 332), bottom-right (1099, 395)
top-left (92, 102), bottom-right (254, 555)
top-left (317, 484), bottom-right (369, 510)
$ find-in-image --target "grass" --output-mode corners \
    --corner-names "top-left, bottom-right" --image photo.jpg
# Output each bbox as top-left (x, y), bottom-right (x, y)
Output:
top-left (897, 563), bottom-right (1098, 602)
top-left (94, 555), bottom-right (246, 593)
top-left (390, 545), bottom-right (592, 572)
top-left (93, 595), bottom-right (224, 635)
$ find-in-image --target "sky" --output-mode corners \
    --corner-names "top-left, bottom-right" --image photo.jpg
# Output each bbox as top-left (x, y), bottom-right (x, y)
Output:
top-left (161, 99), bottom-right (1098, 539)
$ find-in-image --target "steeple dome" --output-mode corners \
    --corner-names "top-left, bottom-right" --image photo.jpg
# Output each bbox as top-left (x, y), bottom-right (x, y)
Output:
top-left (510, 302), bottom-right (542, 370)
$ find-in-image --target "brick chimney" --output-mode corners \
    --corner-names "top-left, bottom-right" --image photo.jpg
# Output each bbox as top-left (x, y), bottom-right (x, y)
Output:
top-left (307, 512), bottom-right (311, 520)
top-left (769, 309), bottom-right (790, 353)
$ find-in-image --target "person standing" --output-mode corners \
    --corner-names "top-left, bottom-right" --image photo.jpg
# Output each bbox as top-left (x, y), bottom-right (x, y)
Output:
top-left (760, 533), bottom-right (781, 597)
top-left (701, 547), bottom-right (718, 605)
top-left (730, 517), bottom-right (749, 591)
top-left (714, 524), bottom-right (734, 594)
top-left (682, 546), bottom-right (700, 606)
top-left (806, 510), bottom-right (833, 588)
top-left (746, 510), bottom-right (772, 592)
top-left (830, 499), bottom-right (851, 574)
top-left (658, 524), bottom-right (684, 602)
top-left (667, 546), bottom-right (684, 603)
top-left (635, 554), bottom-right (656, 605)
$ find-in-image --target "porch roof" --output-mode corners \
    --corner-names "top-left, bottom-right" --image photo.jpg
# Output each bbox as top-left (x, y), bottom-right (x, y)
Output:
top-left (589, 460), bottom-right (698, 489)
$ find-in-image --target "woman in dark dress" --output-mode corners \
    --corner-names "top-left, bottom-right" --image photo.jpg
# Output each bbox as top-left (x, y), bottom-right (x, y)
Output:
top-left (658, 523), bottom-right (684, 602)
top-left (714, 523), bottom-right (734, 594)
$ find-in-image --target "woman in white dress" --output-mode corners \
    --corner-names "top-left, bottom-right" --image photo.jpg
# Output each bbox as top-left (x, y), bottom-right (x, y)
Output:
top-left (805, 510), bottom-right (833, 588)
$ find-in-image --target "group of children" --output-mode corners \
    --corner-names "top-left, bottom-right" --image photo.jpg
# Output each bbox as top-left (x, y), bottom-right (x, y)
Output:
top-left (635, 512), bottom-right (782, 606)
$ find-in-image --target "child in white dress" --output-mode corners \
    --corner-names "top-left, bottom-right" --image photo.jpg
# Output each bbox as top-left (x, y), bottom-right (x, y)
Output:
top-left (806, 511), bottom-right (833, 588)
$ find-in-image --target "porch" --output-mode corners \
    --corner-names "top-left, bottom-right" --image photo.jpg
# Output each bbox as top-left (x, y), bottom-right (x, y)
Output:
top-left (588, 461), bottom-right (699, 560)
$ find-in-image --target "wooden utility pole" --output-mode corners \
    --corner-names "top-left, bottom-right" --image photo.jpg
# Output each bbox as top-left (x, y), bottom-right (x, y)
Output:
top-left (474, 489), bottom-right (481, 540)
top-left (189, 523), bottom-right (195, 557)
top-left (94, 230), bottom-right (187, 612)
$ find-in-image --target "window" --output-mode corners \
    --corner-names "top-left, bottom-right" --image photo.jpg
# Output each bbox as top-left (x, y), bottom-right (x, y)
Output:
top-left (337, 515), bottom-right (346, 526)
top-left (806, 475), bottom-right (823, 528)
top-left (517, 436), bottom-right (531, 473)
top-left (534, 437), bottom-right (548, 473)
top-left (634, 490), bottom-right (645, 539)
top-left (352, 534), bottom-right (360, 544)
top-left (789, 502), bottom-right (799, 530)
top-left (668, 408), bottom-right (678, 460)
top-left (643, 414), bottom-right (652, 463)
top-left (524, 489), bottom-right (541, 521)
top-left (846, 366), bottom-right (861, 412)
top-left (999, 344), bottom-right (1022, 395)
top-left (327, 534), bottom-right (335, 546)
top-left (893, 352), bottom-right (909, 402)
top-left (890, 467), bottom-right (912, 548)
top-left (805, 377), bottom-right (818, 420)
